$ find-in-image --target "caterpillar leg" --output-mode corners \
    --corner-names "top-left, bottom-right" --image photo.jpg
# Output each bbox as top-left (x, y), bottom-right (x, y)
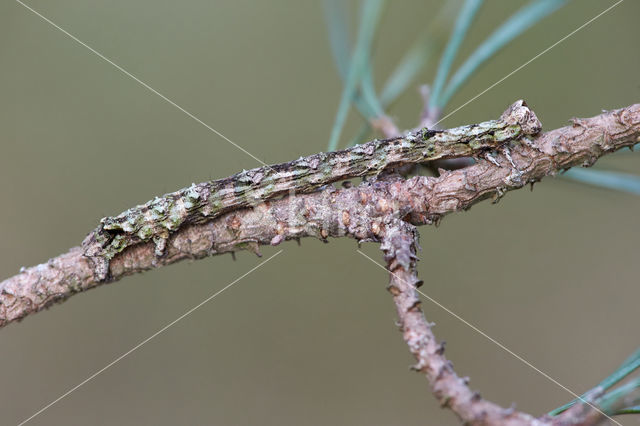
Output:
top-left (85, 255), bottom-right (110, 282)
top-left (152, 235), bottom-right (168, 257)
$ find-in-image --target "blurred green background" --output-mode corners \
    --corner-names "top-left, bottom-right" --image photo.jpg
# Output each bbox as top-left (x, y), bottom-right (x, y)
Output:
top-left (1, 1), bottom-right (639, 425)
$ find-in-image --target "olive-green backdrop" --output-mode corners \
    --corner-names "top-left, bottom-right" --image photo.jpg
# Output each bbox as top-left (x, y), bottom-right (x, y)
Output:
top-left (1, 1), bottom-right (639, 425)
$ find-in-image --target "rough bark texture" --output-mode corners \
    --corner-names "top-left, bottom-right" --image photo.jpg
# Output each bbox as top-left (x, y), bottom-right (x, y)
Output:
top-left (380, 220), bottom-right (543, 425)
top-left (1, 104), bottom-right (638, 425)
top-left (2, 104), bottom-right (638, 327)
top-left (82, 100), bottom-right (540, 281)
top-left (379, 221), bottom-right (630, 425)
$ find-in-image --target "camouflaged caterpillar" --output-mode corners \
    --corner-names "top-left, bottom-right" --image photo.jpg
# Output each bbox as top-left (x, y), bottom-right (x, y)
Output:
top-left (82, 100), bottom-right (541, 280)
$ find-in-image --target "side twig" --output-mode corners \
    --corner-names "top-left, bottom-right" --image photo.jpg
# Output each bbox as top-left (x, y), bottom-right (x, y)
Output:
top-left (380, 219), bottom-right (541, 424)
top-left (379, 212), bottom-right (632, 425)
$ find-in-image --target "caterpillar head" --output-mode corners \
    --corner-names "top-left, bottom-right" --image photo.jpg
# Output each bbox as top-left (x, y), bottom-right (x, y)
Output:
top-left (501, 100), bottom-right (542, 136)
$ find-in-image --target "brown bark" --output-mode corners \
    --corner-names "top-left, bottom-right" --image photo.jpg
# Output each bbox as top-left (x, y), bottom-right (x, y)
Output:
top-left (1, 104), bottom-right (638, 328)
top-left (380, 219), bottom-right (541, 425)
top-left (1, 104), bottom-right (638, 425)
top-left (379, 219), bottom-right (629, 425)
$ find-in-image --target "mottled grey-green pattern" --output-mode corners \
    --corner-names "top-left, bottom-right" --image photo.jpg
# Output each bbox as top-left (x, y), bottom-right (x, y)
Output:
top-left (82, 100), bottom-right (541, 280)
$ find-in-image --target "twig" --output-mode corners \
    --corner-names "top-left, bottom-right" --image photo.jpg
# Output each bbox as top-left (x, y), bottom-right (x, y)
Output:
top-left (380, 219), bottom-right (541, 425)
top-left (2, 103), bottom-right (638, 425)
top-left (379, 208), bottom-right (634, 425)
top-left (1, 104), bottom-right (638, 333)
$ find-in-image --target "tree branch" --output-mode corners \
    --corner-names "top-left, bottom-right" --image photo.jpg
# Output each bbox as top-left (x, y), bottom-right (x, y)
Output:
top-left (1, 104), bottom-right (638, 333)
top-left (1, 103), bottom-right (638, 425)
